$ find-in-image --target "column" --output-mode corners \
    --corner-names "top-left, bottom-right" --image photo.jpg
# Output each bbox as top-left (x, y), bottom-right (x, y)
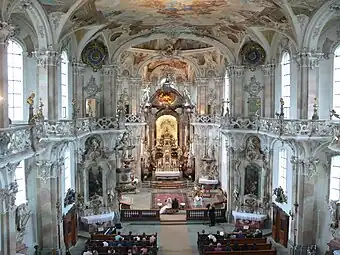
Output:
top-left (290, 154), bottom-right (319, 252)
top-left (196, 78), bottom-right (209, 114)
top-left (261, 64), bottom-right (276, 118)
top-left (72, 62), bottom-right (86, 117)
top-left (0, 21), bottom-right (15, 128)
top-left (34, 50), bottom-right (61, 120)
top-left (101, 65), bottom-right (115, 117)
top-left (0, 180), bottom-right (18, 255)
top-left (294, 51), bottom-right (323, 119)
top-left (227, 65), bottom-right (246, 117)
top-left (34, 159), bottom-right (65, 254)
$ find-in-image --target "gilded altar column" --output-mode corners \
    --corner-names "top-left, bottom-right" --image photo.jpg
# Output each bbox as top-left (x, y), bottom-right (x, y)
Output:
top-left (294, 51), bottom-right (323, 119)
top-left (34, 50), bottom-right (61, 120)
top-left (0, 21), bottom-right (14, 128)
top-left (72, 62), bottom-right (86, 117)
top-left (261, 64), bottom-right (276, 117)
top-left (227, 65), bottom-right (246, 116)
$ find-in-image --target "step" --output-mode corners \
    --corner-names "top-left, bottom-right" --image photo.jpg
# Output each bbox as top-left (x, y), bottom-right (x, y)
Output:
top-left (160, 221), bottom-right (187, 225)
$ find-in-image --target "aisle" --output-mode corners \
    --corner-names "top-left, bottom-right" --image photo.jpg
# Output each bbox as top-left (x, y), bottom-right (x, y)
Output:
top-left (159, 225), bottom-right (193, 255)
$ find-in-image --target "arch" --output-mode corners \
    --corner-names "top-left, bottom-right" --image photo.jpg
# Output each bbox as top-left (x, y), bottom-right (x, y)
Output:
top-left (303, 0), bottom-right (339, 50)
top-left (9, 0), bottom-right (53, 49)
top-left (137, 54), bottom-right (202, 78)
top-left (269, 33), bottom-right (297, 62)
top-left (111, 33), bottom-right (236, 64)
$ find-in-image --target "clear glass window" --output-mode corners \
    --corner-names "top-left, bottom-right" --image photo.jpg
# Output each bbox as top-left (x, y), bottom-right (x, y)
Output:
top-left (278, 149), bottom-right (288, 192)
top-left (333, 46), bottom-right (340, 114)
top-left (61, 51), bottom-right (69, 119)
top-left (15, 161), bottom-right (26, 206)
top-left (281, 52), bottom-right (291, 119)
top-left (330, 156), bottom-right (340, 201)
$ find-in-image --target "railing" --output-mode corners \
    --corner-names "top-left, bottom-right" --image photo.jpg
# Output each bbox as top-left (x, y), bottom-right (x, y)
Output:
top-left (120, 209), bottom-right (160, 221)
top-left (186, 208), bottom-right (226, 222)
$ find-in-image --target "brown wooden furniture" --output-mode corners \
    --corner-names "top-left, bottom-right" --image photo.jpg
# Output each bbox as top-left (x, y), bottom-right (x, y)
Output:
top-left (272, 204), bottom-right (289, 247)
top-left (202, 243), bottom-right (272, 252)
top-left (120, 201), bottom-right (131, 209)
top-left (63, 206), bottom-right (78, 248)
top-left (186, 208), bottom-right (227, 222)
top-left (204, 249), bottom-right (277, 255)
top-left (120, 209), bottom-right (160, 221)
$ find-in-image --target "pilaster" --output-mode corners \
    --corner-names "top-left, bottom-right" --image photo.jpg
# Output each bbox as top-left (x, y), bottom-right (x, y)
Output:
top-left (0, 21), bottom-right (15, 128)
top-left (0, 181), bottom-right (18, 255)
top-left (72, 62), bottom-right (86, 117)
top-left (227, 65), bottom-right (246, 117)
top-left (34, 159), bottom-right (65, 253)
top-left (101, 65), bottom-right (116, 117)
top-left (294, 51), bottom-right (323, 119)
top-left (261, 64), bottom-right (276, 118)
top-left (34, 50), bottom-right (61, 120)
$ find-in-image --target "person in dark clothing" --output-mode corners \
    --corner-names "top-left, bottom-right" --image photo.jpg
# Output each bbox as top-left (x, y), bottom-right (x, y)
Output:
top-left (208, 204), bottom-right (216, 226)
top-left (233, 243), bottom-right (240, 251)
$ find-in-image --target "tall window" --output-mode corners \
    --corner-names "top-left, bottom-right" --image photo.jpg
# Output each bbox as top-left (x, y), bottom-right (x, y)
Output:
top-left (333, 46), bottom-right (340, 113)
top-left (15, 161), bottom-right (26, 206)
top-left (278, 149), bottom-right (288, 192)
top-left (281, 52), bottom-right (291, 119)
top-left (7, 40), bottom-right (23, 121)
top-left (330, 156), bottom-right (340, 201)
top-left (224, 70), bottom-right (230, 102)
top-left (64, 148), bottom-right (71, 195)
top-left (61, 51), bottom-right (69, 119)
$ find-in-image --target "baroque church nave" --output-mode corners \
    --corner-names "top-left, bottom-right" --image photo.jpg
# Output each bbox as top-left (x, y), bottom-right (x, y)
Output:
top-left (0, 0), bottom-right (340, 254)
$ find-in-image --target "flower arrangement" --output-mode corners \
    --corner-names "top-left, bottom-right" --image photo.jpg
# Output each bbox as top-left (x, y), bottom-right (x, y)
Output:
top-left (273, 186), bottom-right (288, 204)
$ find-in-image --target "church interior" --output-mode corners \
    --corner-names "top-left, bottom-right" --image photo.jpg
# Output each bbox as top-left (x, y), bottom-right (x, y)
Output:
top-left (0, 0), bottom-right (340, 254)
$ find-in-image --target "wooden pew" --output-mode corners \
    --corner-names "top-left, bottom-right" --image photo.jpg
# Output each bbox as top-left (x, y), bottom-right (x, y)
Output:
top-left (198, 238), bottom-right (267, 246)
top-left (91, 233), bottom-right (157, 240)
top-left (202, 243), bottom-right (272, 252)
top-left (90, 245), bottom-right (158, 255)
top-left (204, 249), bottom-right (277, 255)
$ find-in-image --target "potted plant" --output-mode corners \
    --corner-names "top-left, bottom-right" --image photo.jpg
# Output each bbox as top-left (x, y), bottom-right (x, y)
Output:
top-left (273, 186), bottom-right (288, 204)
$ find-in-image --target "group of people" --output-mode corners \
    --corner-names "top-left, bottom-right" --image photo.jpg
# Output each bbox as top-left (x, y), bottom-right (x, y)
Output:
top-left (159, 197), bottom-right (180, 214)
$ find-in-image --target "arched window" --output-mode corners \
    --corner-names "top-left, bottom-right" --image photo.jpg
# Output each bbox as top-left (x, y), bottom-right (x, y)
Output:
top-left (7, 40), bottom-right (23, 121)
top-left (333, 46), bottom-right (340, 113)
top-left (224, 69), bottom-right (230, 102)
top-left (15, 161), bottom-right (26, 206)
top-left (61, 51), bottom-right (69, 119)
top-left (281, 52), bottom-right (291, 119)
top-left (278, 149), bottom-right (288, 192)
top-left (330, 156), bottom-right (340, 201)
top-left (64, 148), bottom-right (71, 195)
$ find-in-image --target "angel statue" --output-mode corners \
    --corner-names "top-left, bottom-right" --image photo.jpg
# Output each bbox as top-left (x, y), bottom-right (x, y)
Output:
top-left (141, 87), bottom-right (151, 105)
top-left (26, 92), bottom-right (35, 105)
top-left (233, 187), bottom-right (240, 205)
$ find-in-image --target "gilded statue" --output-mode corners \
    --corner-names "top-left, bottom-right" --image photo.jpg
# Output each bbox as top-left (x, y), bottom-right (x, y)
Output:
top-left (27, 92), bottom-right (35, 105)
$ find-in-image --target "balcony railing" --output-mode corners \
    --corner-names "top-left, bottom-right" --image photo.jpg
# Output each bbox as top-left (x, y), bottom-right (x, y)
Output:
top-left (1, 116), bottom-right (340, 164)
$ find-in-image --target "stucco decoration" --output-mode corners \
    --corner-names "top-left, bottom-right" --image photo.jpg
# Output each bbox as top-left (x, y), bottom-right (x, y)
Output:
top-left (240, 42), bottom-right (266, 66)
top-left (84, 76), bottom-right (103, 98)
top-left (244, 76), bottom-right (264, 97)
top-left (81, 40), bottom-right (108, 71)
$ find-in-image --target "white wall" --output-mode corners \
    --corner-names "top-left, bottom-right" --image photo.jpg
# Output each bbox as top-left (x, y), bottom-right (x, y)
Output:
top-left (220, 136), bottom-right (228, 192)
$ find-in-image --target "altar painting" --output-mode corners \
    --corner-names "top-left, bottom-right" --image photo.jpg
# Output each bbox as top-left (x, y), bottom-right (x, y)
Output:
top-left (156, 115), bottom-right (178, 146)
top-left (88, 166), bottom-right (103, 197)
top-left (244, 164), bottom-right (260, 197)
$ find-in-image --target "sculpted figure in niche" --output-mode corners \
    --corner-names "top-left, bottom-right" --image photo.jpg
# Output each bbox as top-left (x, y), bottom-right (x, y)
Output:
top-left (141, 87), bottom-right (151, 105)
top-left (246, 136), bottom-right (261, 161)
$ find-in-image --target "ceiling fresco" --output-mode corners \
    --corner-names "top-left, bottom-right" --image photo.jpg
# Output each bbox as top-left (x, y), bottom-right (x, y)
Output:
top-left (133, 39), bottom-right (212, 50)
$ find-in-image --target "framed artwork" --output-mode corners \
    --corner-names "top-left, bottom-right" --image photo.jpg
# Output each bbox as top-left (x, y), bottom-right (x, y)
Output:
top-left (85, 98), bottom-right (96, 117)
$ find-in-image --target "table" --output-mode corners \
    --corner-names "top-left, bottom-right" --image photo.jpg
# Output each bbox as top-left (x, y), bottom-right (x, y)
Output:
top-left (81, 212), bottom-right (115, 224)
top-left (155, 171), bottom-right (181, 179)
top-left (199, 178), bottom-right (219, 185)
top-left (232, 211), bottom-right (267, 229)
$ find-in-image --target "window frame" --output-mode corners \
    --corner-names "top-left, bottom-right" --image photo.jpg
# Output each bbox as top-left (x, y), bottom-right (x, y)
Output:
top-left (15, 161), bottom-right (26, 206)
top-left (7, 39), bottom-right (24, 122)
top-left (64, 148), bottom-right (72, 195)
top-left (330, 156), bottom-right (340, 201)
top-left (278, 149), bottom-right (288, 193)
top-left (61, 51), bottom-right (69, 119)
top-left (281, 51), bottom-right (291, 119)
top-left (333, 45), bottom-right (340, 114)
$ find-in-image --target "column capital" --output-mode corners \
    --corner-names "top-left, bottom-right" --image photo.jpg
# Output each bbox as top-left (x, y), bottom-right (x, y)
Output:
top-left (226, 65), bottom-right (246, 78)
top-left (261, 64), bottom-right (276, 76)
top-left (0, 21), bottom-right (15, 44)
top-left (293, 50), bottom-right (324, 70)
top-left (101, 65), bottom-right (116, 76)
top-left (35, 160), bottom-right (60, 183)
top-left (196, 78), bottom-right (210, 87)
top-left (291, 155), bottom-right (320, 180)
top-left (0, 181), bottom-right (18, 213)
top-left (72, 62), bottom-right (86, 75)
top-left (34, 50), bottom-right (61, 68)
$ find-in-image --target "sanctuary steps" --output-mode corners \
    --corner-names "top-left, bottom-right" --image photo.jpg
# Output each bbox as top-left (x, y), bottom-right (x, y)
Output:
top-left (142, 180), bottom-right (194, 189)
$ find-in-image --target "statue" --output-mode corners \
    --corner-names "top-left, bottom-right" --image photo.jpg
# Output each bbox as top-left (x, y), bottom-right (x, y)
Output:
top-left (233, 187), bottom-right (240, 205)
top-left (27, 92), bottom-right (35, 105)
top-left (329, 200), bottom-right (339, 228)
top-left (15, 203), bottom-right (31, 244)
top-left (141, 87), bottom-right (151, 105)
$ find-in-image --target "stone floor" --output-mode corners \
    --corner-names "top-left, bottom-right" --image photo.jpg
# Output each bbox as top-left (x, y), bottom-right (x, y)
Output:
top-left (70, 188), bottom-right (290, 255)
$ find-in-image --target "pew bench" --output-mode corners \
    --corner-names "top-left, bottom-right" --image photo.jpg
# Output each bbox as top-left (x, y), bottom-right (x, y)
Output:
top-left (202, 242), bottom-right (271, 252)
top-left (204, 249), bottom-right (277, 255)
top-left (88, 245), bottom-right (158, 255)
top-left (198, 237), bottom-right (267, 247)
top-left (91, 233), bottom-right (157, 240)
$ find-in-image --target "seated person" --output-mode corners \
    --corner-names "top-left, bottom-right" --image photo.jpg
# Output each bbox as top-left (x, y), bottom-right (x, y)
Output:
top-left (214, 243), bottom-right (222, 251)
top-left (208, 233), bottom-right (217, 243)
top-left (115, 232), bottom-right (124, 241)
top-left (150, 235), bottom-right (156, 244)
top-left (140, 246), bottom-right (148, 254)
top-left (132, 245), bottom-right (138, 254)
top-left (83, 250), bottom-right (92, 255)
top-left (236, 231), bottom-right (245, 238)
top-left (102, 241), bottom-right (109, 247)
top-left (225, 245), bottom-right (232, 251)
top-left (253, 229), bottom-right (263, 237)
top-left (92, 250), bottom-right (99, 255)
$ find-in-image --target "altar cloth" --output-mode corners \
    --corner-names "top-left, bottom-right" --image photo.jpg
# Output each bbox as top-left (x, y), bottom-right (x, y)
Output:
top-left (334, 250), bottom-right (340, 255)
top-left (232, 211), bottom-right (267, 221)
top-left (81, 212), bottom-right (115, 224)
top-left (199, 178), bottom-right (219, 185)
top-left (155, 171), bottom-right (180, 177)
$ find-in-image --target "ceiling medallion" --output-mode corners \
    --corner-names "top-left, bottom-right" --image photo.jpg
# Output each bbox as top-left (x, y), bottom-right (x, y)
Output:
top-left (240, 42), bottom-right (266, 66)
top-left (81, 40), bottom-right (108, 71)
